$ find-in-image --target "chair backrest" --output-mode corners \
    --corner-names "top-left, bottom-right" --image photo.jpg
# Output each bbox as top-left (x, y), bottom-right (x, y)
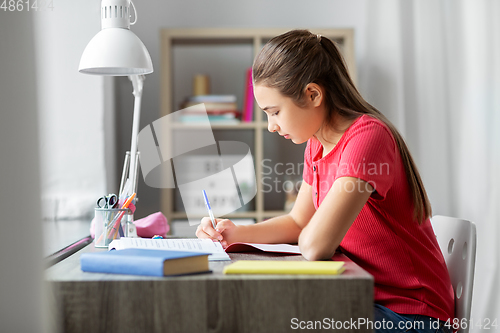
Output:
top-left (431, 215), bottom-right (477, 333)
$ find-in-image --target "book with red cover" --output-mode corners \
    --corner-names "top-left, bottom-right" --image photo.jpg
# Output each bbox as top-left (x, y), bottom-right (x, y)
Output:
top-left (241, 67), bottom-right (254, 122)
top-left (104, 238), bottom-right (300, 262)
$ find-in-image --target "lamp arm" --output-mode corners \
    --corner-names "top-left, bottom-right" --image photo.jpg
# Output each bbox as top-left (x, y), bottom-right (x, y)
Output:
top-left (128, 74), bottom-right (145, 195)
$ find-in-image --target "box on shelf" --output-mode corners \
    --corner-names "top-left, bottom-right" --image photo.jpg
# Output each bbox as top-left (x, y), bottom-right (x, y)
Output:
top-left (178, 95), bottom-right (241, 124)
top-left (173, 154), bottom-right (255, 216)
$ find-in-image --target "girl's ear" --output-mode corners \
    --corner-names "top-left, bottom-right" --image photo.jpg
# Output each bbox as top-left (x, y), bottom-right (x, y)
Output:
top-left (304, 83), bottom-right (323, 107)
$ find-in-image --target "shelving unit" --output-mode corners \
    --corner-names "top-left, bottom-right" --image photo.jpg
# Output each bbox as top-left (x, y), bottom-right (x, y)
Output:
top-left (160, 28), bottom-right (356, 225)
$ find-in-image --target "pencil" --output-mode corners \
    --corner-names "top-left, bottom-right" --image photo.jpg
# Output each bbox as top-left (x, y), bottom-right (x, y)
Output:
top-left (107, 193), bottom-right (136, 241)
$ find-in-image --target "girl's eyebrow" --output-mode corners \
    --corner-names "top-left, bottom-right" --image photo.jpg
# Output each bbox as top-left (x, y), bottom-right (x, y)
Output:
top-left (262, 106), bottom-right (278, 111)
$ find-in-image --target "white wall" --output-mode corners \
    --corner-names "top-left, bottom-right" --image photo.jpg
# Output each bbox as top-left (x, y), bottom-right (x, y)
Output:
top-left (34, 0), bottom-right (111, 220)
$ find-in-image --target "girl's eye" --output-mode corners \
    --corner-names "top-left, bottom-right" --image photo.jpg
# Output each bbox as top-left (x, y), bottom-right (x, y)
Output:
top-left (272, 111), bottom-right (280, 116)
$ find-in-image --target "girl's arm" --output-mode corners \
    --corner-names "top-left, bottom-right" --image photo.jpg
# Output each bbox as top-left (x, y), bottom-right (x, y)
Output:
top-left (196, 181), bottom-right (317, 246)
top-left (298, 176), bottom-right (373, 261)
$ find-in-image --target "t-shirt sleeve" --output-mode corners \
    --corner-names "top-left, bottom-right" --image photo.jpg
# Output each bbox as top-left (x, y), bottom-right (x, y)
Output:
top-left (336, 121), bottom-right (397, 200)
top-left (303, 139), bottom-right (314, 185)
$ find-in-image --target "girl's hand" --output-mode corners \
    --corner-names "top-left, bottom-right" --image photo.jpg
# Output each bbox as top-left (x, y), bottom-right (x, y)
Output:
top-left (195, 217), bottom-right (239, 248)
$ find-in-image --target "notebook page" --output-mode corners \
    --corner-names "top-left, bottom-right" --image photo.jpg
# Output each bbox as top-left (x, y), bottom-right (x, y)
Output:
top-left (243, 243), bottom-right (301, 254)
top-left (108, 237), bottom-right (230, 261)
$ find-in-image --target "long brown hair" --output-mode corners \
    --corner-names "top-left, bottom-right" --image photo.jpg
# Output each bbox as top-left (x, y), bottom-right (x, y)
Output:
top-left (253, 29), bottom-right (431, 224)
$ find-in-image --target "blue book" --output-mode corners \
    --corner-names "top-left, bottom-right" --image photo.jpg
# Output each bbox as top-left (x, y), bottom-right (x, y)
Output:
top-left (80, 249), bottom-right (211, 277)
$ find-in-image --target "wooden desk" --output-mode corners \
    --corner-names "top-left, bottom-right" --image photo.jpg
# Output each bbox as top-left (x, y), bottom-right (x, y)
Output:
top-left (46, 242), bottom-right (374, 333)
top-left (43, 219), bottom-right (93, 267)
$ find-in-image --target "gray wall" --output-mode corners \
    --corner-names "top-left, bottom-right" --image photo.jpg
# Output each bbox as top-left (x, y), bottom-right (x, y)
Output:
top-left (0, 12), bottom-right (48, 333)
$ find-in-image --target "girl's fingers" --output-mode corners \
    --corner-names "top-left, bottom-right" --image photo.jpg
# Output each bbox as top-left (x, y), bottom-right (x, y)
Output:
top-left (202, 224), bottom-right (223, 240)
top-left (196, 217), bottom-right (234, 241)
top-left (197, 217), bottom-right (223, 240)
top-left (196, 218), bottom-right (212, 238)
top-left (214, 219), bottom-right (230, 232)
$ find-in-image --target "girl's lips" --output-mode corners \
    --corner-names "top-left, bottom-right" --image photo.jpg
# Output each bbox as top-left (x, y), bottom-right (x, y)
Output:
top-left (279, 133), bottom-right (290, 139)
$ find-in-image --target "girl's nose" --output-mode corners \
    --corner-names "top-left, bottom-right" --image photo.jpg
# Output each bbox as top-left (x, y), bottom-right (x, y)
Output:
top-left (268, 120), bottom-right (279, 133)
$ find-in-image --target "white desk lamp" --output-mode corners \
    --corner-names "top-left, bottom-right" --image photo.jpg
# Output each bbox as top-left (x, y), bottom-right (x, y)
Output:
top-left (79, 0), bottom-right (152, 200)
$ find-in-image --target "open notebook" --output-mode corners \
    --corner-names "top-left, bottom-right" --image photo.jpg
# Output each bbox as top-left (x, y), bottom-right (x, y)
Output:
top-left (108, 238), bottom-right (302, 261)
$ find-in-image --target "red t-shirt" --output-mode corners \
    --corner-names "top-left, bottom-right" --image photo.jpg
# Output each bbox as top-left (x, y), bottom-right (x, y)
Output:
top-left (303, 114), bottom-right (454, 322)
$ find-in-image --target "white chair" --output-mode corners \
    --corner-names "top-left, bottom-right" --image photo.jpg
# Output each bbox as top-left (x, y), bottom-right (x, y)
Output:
top-left (431, 215), bottom-right (477, 333)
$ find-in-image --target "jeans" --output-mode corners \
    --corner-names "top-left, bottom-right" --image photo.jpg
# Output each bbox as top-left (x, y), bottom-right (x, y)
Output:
top-left (374, 304), bottom-right (452, 333)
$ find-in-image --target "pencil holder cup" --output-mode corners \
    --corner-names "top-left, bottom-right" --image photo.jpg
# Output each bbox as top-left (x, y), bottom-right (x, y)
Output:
top-left (94, 208), bottom-right (133, 248)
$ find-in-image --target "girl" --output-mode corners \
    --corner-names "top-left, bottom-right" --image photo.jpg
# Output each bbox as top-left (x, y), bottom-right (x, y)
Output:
top-left (196, 30), bottom-right (453, 333)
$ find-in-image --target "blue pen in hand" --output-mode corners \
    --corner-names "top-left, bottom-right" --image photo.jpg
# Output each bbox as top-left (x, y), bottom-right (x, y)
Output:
top-left (202, 190), bottom-right (219, 241)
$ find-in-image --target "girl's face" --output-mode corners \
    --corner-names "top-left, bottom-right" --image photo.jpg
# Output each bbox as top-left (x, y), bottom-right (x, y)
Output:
top-left (254, 84), bottom-right (325, 144)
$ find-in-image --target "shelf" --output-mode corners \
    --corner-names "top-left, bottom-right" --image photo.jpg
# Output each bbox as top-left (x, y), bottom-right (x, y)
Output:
top-left (171, 210), bottom-right (289, 220)
top-left (170, 121), bottom-right (266, 130)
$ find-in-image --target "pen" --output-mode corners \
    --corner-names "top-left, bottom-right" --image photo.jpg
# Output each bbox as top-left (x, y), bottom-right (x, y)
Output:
top-left (202, 190), bottom-right (219, 238)
top-left (106, 192), bottom-right (136, 241)
top-left (95, 193), bottom-right (136, 245)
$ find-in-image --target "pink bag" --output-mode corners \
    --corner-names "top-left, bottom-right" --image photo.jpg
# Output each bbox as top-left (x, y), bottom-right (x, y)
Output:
top-left (90, 207), bottom-right (169, 239)
top-left (134, 212), bottom-right (169, 238)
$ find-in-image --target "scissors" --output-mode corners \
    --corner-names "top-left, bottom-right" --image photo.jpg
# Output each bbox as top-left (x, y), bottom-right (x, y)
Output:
top-left (96, 193), bottom-right (118, 209)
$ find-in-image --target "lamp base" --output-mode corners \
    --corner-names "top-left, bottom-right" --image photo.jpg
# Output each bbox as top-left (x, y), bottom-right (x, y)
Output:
top-left (125, 215), bottom-right (138, 238)
top-left (119, 150), bottom-right (140, 198)
top-left (118, 150), bottom-right (140, 238)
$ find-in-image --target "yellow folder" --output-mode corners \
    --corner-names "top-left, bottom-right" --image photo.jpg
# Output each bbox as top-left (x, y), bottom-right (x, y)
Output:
top-left (223, 260), bottom-right (345, 275)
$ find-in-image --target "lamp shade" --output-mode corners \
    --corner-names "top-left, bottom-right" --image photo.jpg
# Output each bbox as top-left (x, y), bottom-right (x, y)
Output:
top-left (79, 28), bottom-right (153, 76)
